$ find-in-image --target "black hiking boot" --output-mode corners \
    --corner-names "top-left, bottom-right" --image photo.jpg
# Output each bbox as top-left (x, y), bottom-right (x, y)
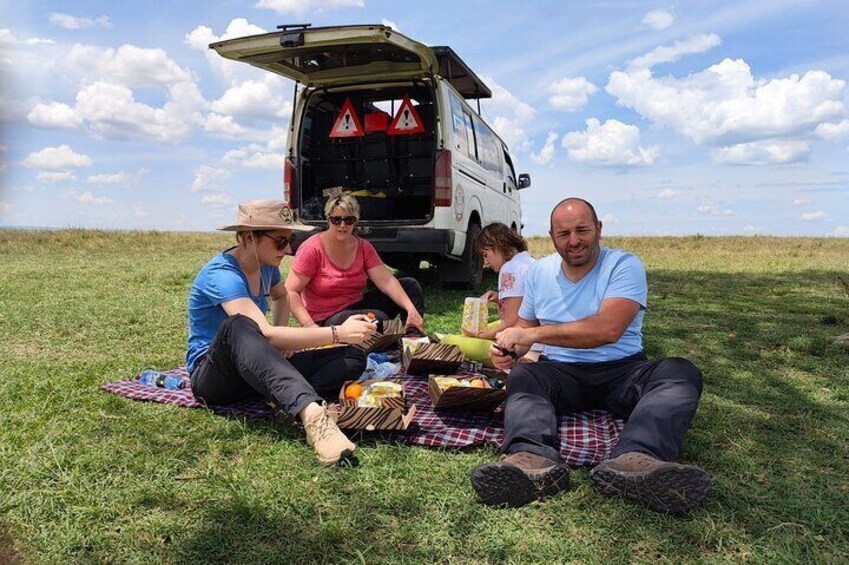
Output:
top-left (470, 451), bottom-right (570, 508)
top-left (590, 452), bottom-right (711, 515)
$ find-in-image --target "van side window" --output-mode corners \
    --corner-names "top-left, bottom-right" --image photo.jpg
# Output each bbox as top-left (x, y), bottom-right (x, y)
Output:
top-left (503, 149), bottom-right (518, 193)
top-left (450, 95), bottom-right (469, 156)
top-left (463, 112), bottom-right (477, 160)
top-left (474, 116), bottom-right (502, 174)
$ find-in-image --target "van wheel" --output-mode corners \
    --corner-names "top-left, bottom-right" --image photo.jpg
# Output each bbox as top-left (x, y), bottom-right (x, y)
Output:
top-left (439, 222), bottom-right (483, 288)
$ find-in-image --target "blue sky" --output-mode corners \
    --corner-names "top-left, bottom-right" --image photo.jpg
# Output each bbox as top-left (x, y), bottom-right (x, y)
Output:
top-left (1, 0), bottom-right (847, 236)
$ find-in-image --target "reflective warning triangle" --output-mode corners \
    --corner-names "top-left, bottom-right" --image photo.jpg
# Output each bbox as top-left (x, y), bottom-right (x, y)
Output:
top-left (387, 94), bottom-right (426, 135)
top-left (329, 98), bottom-right (364, 138)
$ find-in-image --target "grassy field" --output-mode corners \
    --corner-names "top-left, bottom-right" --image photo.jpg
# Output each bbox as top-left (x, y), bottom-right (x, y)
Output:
top-left (1, 229), bottom-right (848, 564)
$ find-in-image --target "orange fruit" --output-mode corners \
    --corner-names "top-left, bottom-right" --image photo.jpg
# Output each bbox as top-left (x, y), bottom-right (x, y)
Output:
top-left (345, 383), bottom-right (364, 400)
top-left (470, 379), bottom-right (487, 388)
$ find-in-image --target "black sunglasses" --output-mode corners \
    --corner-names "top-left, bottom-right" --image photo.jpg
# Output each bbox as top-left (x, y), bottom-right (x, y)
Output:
top-left (328, 215), bottom-right (357, 226)
top-left (259, 233), bottom-right (296, 250)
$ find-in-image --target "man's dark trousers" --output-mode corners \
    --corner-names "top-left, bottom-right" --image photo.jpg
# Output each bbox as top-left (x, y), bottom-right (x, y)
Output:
top-left (501, 352), bottom-right (703, 462)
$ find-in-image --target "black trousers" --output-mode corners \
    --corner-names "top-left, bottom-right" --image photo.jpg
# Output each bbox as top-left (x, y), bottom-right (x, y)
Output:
top-left (502, 352), bottom-right (703, 463)
top-left (190, 314), bottom-right (367, 419)
top-left (317, 276), bottom-right (424, 328)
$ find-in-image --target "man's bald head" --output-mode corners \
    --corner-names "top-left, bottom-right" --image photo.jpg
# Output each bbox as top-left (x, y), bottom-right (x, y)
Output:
top-left (550, 198), bottom-right (598, 228)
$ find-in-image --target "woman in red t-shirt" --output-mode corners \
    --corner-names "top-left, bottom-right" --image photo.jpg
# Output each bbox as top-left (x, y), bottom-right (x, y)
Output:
top-left (285, 193), bottom-right (425, 333)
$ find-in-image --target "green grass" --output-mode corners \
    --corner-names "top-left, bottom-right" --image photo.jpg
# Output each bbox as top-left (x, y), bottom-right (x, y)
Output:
top-left (1, 229), bottom-right (848, 564)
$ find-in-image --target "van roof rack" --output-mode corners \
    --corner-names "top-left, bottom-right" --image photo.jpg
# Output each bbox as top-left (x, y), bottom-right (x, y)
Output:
top-left (431, 46), bottom-right (492, 100)
top-left (276, 23), bottom-right (312, 31)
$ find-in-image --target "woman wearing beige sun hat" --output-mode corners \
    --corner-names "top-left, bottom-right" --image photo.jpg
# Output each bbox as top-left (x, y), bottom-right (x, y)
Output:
top-left (186, 199), bottom-right (377, 466)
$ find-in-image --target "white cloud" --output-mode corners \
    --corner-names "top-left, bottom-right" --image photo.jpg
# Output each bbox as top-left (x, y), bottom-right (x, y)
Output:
top-left (801, 211), bottom-right (827, 221)
top-left (530, 131), bottom-right (558, 165)
top-left (712, 140), bottom-right (810, 165)
top-left (25, 38), bottom-right (55, 45)
top-left (479, 76), bottom-right (536, 152)
top-left (61, 80), bottom-right (204, 143)
top-left (209, 78), bottom-right (293, 121)
top-left (607, 58), bottom-right (846, 147)
top-left (792, 198), bottom-right (810, 206)
top-left (254, 0), bottom-right (364, 16)
top-left (698, 203), bottom-right (733, 216)
top-left (815, 119), bottom-right (849, 140)
top-left (0, 201), bottom-right (11, 213)
top-left (36, 171), bottom-right (76, 182)
top-left (24, 145), bottom-right (92, 170)
top-left (201, 192), bottom-right (233, 206)
top-left (601, 213), bottom-right (618, 224)
top-left (628, 33), bottom-right (721, 70)
top-left (64, 43), bottom-right (194, 87)
top-left (548, 77), bottom-right (598, 111)
top-left (65, 190), bottom-right (113, 205)
top-left (132, 205), bottom-right (149, 218)
top-left (49, 13), bottom-right (112, 30)
top-left (642, 9), bottom-right (675, 30)
top-left (658, 188), bottom-right (678, 199)
top-left (381, 19), bottom-right (399, 31)
top-left (0, 145), bottom-right (6, 152)
top-left (742, 225), bottom-right (761, 234)
top-left (88, 172), bottom-right (133, 184)
top-left (833, 226), bottom-right (849, 237)
top-left (561, 118), bottom-right (659, 166)
top-left (27, 102), bottom-right (83, 129)
top-left (192, 166), bottom-right (231, 192)
top-left (222, 147), bottom-right (283, 168)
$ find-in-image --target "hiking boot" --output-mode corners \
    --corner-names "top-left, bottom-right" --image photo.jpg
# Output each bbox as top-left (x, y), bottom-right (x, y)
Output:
top-left (303, 404), bottom-right (357, 466)
top-left (590, 452), bottom-right (711, 515)
top-left (470, 451), bottom-right (570, 508)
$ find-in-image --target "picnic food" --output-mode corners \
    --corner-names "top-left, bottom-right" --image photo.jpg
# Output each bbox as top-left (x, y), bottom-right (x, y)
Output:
top-left (357, 381), bottom-right (403, 407)
top-left (461, 297), bottom-right (489, 335)
top-left (344, 382), bottom-right (364, 400)
top-left (470, 379), bottom-right (487, 388)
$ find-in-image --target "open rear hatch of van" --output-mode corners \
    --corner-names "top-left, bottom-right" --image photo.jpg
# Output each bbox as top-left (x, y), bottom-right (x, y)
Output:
top-left (209, 24), bottom-right (439, 88)
top-left (210, 25), bottom-right (492, 225)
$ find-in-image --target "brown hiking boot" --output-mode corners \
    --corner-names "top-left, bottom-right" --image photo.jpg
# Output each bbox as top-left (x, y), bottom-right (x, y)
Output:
top-left (303, 404), bottom-right (357, 466)
top-left (470, 451), bottom-right (570, 507)
top-left (590, 452), bottom-right (711, 515)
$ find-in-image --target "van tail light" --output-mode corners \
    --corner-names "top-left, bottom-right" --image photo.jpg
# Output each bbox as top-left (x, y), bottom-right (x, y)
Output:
top-left (434, 149), bottom-right (452, 207)
top-left (282, 157), bottom-right (297, 207)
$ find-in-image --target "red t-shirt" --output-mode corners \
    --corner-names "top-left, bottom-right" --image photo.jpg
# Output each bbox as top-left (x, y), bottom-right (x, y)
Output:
top-left (291, 234), bottom-right (383, 321)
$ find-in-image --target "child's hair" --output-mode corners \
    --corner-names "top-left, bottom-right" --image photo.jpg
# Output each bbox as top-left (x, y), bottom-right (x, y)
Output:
top-left (474, 222), bottom-right (527, 259)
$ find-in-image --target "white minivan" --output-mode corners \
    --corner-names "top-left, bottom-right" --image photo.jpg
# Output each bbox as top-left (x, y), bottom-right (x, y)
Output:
top-left (211, 23), bottom-right (531, 285)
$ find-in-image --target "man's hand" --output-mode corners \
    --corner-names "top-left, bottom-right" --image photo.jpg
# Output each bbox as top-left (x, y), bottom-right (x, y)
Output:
top-left (480, 290), bottom-right (498, 303)
top-left (489, 343), bottom-right (515, 373)
top-left (337, 315), bottom-right (378, 344)
top-left (405, 308), bottom-right (425, 334)
top-left (496, 327), bottom-right (527, 351)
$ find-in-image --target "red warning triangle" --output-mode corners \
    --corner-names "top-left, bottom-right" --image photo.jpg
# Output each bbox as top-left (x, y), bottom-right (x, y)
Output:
top-left (387, 95), bottom-right (426, 135)
top-left (329, 98), bottom-right (364, 138)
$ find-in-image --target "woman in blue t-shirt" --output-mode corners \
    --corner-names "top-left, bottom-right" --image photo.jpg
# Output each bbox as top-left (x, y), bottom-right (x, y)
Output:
top-left (187, 199), bottom-right (377, 466)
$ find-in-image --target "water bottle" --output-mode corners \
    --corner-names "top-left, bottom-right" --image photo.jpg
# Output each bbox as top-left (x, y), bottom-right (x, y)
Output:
top-left (138, 369), bottom-right (185, 390)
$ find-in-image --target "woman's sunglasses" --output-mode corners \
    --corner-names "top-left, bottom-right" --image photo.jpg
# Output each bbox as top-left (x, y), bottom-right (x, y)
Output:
top-left (259, 233), bottom-right (296, 250)
top-left (328, 215), bottom-right (357, 226)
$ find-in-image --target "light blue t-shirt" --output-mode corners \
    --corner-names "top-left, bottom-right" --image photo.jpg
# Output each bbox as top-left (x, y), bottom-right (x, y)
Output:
top-left (186, 248), bottom-right (281, 373)
top-left (518, 247), bottom-right (647, 363)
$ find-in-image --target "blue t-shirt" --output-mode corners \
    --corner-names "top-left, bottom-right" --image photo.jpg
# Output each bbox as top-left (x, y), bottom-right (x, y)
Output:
top-left (186, 248), bottom-right (281, 373)
top-left (518, 247), bottom-right (647, 363)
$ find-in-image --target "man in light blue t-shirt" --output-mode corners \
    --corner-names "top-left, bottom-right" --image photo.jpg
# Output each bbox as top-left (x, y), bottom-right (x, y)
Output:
top-left (470, 198), bottom-right (711, 515)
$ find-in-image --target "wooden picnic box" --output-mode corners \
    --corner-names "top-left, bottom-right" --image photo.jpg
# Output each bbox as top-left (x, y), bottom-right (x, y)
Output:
top-left (335, 379), bottom-right (416, 431)
top-left (402, 341), bottom-right (464, 375)
top-left (427, 374), bottom-right (507, 412)
top-left (357, 318), bottom-right (405, 354)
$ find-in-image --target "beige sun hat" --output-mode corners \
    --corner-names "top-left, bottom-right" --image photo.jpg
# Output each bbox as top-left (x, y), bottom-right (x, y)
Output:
top-left (218, 199), bottom-right (314, 232)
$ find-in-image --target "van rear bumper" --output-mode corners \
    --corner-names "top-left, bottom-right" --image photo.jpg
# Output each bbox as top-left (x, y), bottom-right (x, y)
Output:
top-left (366, 228), bottom-right (455, 255)
top-left (290, 228), bottom-right (457, 257)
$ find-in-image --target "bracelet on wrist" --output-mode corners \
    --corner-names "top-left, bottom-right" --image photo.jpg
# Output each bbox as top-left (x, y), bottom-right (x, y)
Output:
top-left (330, 325), bottom-right (339, 344)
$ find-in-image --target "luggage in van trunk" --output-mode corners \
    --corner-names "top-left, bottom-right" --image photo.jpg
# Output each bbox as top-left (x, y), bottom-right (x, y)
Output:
top-left (298, 86), bottom-right (436, 222)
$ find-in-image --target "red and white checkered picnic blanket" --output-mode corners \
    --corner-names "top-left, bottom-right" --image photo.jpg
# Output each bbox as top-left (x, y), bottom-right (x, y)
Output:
top-left (101, 367), bottom-right (623, 466)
